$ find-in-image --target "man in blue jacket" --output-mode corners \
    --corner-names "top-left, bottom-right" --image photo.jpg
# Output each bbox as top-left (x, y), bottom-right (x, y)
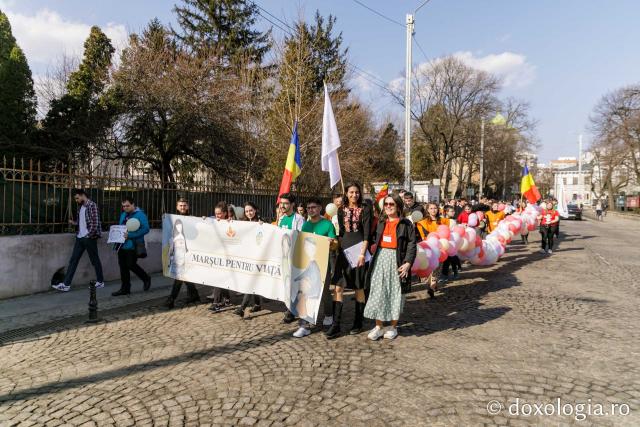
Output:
top-left (112, 197), bottom-right (151, 296)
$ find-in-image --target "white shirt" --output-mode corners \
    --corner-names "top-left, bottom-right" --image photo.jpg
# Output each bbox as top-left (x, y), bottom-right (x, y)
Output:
top-left (77, 205), bottom-right (88, 238)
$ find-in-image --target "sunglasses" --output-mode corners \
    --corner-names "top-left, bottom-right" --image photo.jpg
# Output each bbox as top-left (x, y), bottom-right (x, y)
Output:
top-left (384, 202), bottom-right (396, 207)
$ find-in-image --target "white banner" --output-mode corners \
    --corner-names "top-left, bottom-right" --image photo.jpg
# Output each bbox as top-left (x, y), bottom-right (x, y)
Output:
top-left (162, 215), bottom-right (330, 323)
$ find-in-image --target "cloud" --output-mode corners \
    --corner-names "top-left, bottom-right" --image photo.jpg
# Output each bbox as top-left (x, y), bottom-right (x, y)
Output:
top-left (453, 51), bottom-right (536, 88)
top-left (3, 6), bottom-right (128, 69)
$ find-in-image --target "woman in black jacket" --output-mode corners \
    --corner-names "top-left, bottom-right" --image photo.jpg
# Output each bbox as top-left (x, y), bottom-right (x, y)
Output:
top-left (364, 194), bottom-right (417, 340)
top-left (326, 182), bottom-right (372, 338)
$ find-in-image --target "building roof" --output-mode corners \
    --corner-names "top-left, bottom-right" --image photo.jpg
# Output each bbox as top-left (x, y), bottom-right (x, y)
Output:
top-left (554, 164), bottom-right (593, 173)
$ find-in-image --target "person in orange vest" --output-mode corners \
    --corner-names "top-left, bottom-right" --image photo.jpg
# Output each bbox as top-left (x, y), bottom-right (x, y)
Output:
top-left (485, 202), bottom-right (505, 233)
top-left (415, 202), bottom-right (449, 299)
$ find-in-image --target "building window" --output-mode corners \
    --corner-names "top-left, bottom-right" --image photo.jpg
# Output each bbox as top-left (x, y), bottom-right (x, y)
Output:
top-left (573, 177), bottom-right (578, 185)
top-left (562, 177), bottom-right (567, 185)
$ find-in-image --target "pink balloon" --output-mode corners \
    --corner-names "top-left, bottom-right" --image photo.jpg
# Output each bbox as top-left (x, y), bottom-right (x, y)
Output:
top-left (427, 232), bottom-right (440, 241)
top-left (454, 225), bottom-right (466, 236)
top-left (468, 213), bottom-right (478, 227)
top-left (437, 225), bottom-right (450, 239)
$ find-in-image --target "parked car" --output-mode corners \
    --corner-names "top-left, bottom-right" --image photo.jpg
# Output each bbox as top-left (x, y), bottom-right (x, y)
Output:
top-left (567, 204), bottom-right (582, 220)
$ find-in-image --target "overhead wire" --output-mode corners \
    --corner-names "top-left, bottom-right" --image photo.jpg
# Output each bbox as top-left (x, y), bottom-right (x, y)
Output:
top-left (350, 0), bottom-right (404, 28)
top-left (254, 2), bottom-right (394, 95)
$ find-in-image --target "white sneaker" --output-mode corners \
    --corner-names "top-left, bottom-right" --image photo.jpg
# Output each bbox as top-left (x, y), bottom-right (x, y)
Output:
top-left (383, 327), bottom-right (398, 340)
top-left (539, 249), bottom-right (547, 254)
top-left (367, 326), bottom-right (385, 341)
top-left (547, 249), bottom-right (553, 254)
top-left (322, 316), bottom-right (333, 326)
top-left (293, 327), bottom-right (311, 338)
top-left (94, 282), bottom-right (105, 289)
top-left (52, 283), bottom-right (70, 292)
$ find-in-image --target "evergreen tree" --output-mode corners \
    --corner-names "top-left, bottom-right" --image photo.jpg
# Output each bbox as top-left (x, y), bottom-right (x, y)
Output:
top-left (173, 0), bottom-right (270, 64)
top-left (39, 26), bottom-right (115, 164)
top-left (0, 10), bottom-right (37, 158)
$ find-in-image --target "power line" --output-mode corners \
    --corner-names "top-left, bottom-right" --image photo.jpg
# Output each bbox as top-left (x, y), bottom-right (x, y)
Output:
top-left (254, 2), bottom-right (393, 96)
top-left (412, 35), bottom-right (430, 64)
top-left (350, 0), bottom-right (404, 28)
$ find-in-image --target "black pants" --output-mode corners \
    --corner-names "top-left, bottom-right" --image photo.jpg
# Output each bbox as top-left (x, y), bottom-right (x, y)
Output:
top-left (240, 293), bottom-right (262, 309)
top-left (117, 249), bottom-right (150, 292)
top-left (211, 287), bottom-right (231, 303)
top-left (442, 256), bottom-right (461, 276)
top-left (540, 226), bottom-right (556, 251)
top-left (64, 237), bottom-right (104, 285)
top-left (170, 280), bottom-right (200, 300)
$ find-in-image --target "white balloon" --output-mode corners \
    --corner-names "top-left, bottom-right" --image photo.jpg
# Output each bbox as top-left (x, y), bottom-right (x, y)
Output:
top-left (410, 210), bottom-right (423, 223)
top-left (126, 217), bottom-right (140, 232)
top-left (325, 203), bottom-right (338, 217)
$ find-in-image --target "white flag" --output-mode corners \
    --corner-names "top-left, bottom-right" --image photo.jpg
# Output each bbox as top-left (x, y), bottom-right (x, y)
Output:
top-left (557, 181), bottom-right (569, 218)
top-left (321, 83), bottom-right (342, 188)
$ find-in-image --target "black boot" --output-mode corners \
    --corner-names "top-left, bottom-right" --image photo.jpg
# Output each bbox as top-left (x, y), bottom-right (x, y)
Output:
top-left (350, 301), bottom-right (365, 335)
top-left (326, 301), bottom-right (342, 339)
top-left (164, 296), bottom-right (175, 309)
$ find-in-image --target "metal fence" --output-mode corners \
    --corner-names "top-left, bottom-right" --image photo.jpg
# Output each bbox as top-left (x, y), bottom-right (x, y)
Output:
top-left (0, 158), bottom-right (330, 235)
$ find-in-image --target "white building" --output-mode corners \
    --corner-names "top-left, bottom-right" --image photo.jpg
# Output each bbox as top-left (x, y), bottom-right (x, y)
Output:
top-left (553, 165), bottom-right (593, 205)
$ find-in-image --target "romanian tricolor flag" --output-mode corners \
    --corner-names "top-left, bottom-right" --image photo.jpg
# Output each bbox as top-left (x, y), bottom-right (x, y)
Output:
top-left (375, 183), bottom-right (389, 202)
top-left (520, 165), bottom-right (541, 203)
top-left (278, 122), bottom-right (302, 198)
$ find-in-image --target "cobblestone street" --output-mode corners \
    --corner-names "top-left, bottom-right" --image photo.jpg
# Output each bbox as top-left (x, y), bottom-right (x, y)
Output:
top-left (1, 217), bottom-right (639, 426)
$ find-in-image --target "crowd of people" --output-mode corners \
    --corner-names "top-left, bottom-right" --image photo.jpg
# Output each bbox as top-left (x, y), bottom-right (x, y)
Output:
top-left (52, 185), bottom-right (563, 341)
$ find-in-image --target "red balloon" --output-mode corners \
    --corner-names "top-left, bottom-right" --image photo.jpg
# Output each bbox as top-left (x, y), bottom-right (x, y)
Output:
top-left (438, 251), bottom-right (448, 263)
top-left (475, 236), bottom-right (482, 247)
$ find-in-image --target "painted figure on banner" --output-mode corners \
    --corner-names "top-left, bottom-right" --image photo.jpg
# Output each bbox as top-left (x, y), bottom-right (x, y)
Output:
top-left (281, 233), bottom-right (293, 303)
top-left (292, 237), bottom-right (322, 318)
top-left (168, 219), bottom-right (188, 278)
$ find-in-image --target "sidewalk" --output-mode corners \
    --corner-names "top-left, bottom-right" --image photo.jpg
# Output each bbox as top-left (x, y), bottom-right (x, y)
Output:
top-left (0, 274), bottom-right (177, 335)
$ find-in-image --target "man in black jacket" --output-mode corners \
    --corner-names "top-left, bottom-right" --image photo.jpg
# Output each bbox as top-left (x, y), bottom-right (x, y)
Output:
top-left (403, 191), bottom-right (425, 217)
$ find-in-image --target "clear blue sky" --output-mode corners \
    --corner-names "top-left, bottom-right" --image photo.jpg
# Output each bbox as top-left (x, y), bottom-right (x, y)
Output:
top-left (4, 0), bottom-right (640, 162)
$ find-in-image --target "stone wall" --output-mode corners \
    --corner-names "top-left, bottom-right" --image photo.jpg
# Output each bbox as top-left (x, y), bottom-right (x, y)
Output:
top-left (0, 230), bottom-right (163, 299)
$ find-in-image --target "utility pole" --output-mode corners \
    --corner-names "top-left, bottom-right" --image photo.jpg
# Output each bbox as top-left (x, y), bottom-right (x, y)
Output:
top-left (479, 118), bottom-right (485, 199)
top-left (404, 14), bottom-right (414, 190)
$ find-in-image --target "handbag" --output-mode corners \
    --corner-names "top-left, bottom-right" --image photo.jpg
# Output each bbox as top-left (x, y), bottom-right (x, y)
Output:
top-left (135, 240), bottom-right (147, 258)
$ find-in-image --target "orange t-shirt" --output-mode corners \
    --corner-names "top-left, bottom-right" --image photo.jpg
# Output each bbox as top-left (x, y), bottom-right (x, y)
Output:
top-left (416, 217), bottom-right (449, 240)
top-left (380, 218), bottom-right (400, 249)
top-left (485, 211), bottom-right (505, 232)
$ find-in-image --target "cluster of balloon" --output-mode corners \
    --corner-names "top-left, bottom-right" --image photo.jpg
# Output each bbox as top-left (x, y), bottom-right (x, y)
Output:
top-left (411, 203), bottom-right (543, 274)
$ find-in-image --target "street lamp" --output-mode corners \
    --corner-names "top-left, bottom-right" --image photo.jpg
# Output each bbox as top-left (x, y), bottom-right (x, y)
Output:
top-left (404, 0), bottom-right (433, 191)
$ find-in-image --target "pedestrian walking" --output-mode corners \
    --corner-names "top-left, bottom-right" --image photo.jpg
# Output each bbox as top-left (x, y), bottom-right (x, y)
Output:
top-left (292, 198), bottom-right (337, 338)
top-left (112, 197), bottom-right (151, 296)
top-left (595, 200), bottom-right (603, 221)
top-left (538, 200), bottom-right (560, 254)
top-left (416, 202), bottom-right (448, 298)
top-left (165, 198), bottom-right (200, 309)
top-left (52, 189), bottom-right (104, 292)
top-left (364, 194), bottom-right (416, 340)
top-left (233, 202), bottom-right (265, 317)
top-left (326, 182), bottom-right (372, 339)
top-left (441, 206), bottom-right (461, 282)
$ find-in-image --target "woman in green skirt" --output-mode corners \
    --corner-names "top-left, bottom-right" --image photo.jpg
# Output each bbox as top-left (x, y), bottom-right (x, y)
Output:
top-left (364, 194), bottom-right (417, 340)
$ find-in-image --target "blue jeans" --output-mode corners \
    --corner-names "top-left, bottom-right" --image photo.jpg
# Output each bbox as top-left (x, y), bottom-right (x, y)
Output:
top-left (63, 237), bottom-right (104, 286)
